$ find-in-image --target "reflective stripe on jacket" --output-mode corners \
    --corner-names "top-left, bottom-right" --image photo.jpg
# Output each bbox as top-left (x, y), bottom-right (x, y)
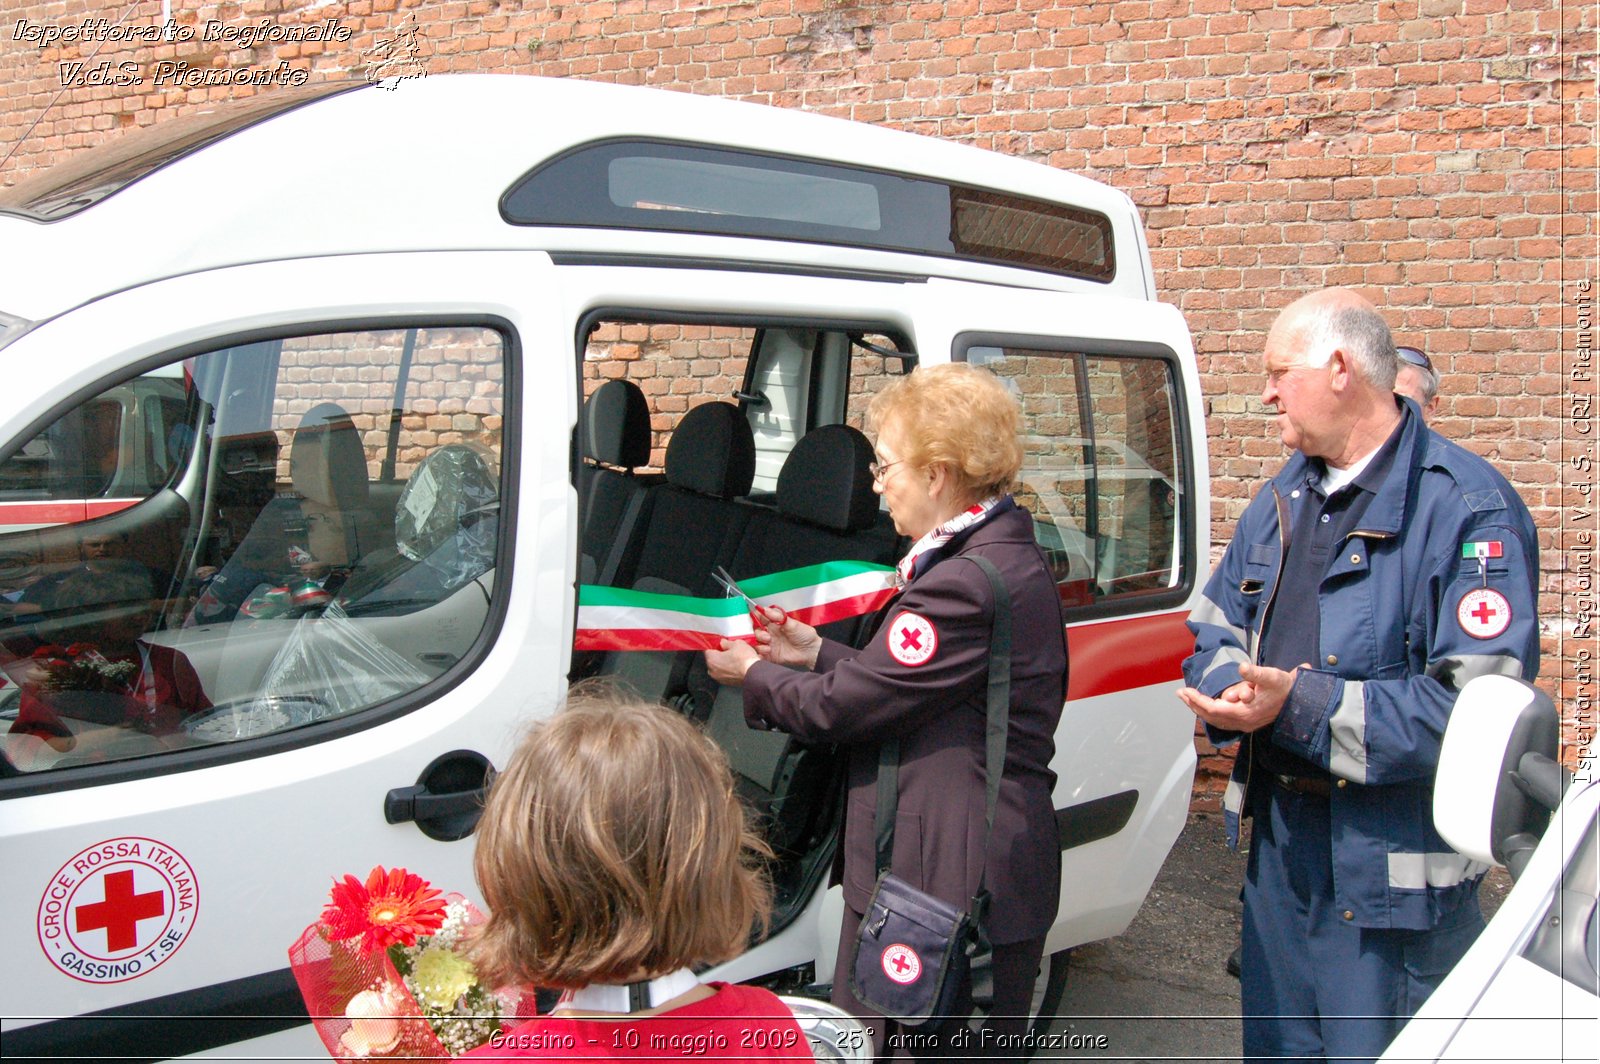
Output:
top-left (1184, 399), bottom-right (1540, 930)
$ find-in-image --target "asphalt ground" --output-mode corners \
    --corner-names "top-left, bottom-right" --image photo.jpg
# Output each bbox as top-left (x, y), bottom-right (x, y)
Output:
top-left (1032, 811), bottom-right (1513, 1064)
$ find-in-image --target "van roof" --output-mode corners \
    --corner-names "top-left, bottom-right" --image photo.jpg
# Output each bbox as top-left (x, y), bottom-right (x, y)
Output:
top-left (0, 74), bottom-right (1155, 320)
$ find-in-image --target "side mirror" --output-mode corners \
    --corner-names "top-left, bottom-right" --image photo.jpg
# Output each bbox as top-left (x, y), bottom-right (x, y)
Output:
top-left (1434, 674), bottom-right (1568, 881)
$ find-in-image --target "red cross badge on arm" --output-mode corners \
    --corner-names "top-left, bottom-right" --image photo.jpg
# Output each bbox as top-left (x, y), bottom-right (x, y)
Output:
top-left (1457, 588), bottom-right (1512, 640)
top-left (886, 612), bottom-right (938, 667)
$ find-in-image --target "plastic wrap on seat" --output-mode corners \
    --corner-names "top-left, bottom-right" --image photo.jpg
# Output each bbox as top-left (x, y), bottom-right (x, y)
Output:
top-left (393, 445), bottom-right (499, 590)
top-left (249, 601), bottom-right (429, 722)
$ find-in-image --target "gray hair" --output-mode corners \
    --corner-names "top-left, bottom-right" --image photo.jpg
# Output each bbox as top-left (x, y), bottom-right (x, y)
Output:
top-left (1399, 361), bottom-right (1439, 405)
top-left (1298, 303), bottom-right (1399, 391)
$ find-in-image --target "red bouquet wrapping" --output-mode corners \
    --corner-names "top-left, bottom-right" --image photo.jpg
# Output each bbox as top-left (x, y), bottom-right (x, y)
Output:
top-left (288, 866), bottom-right (535, 1060)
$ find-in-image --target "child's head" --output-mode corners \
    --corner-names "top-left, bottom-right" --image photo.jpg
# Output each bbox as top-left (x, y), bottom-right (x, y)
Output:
top-left (470, 684), bottom-right (772, 990)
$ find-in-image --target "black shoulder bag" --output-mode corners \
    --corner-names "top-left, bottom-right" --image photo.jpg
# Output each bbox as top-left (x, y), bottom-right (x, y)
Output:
top-left (849, 556), bottom-right (1011, 1028)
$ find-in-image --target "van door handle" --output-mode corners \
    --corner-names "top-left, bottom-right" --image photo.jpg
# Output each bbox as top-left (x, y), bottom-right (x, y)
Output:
top-left (384, 749), bottom-right (494, 841)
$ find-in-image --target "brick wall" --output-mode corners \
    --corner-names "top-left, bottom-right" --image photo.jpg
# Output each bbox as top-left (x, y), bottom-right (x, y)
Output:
top-left (3, 0), bottom-right (1596, 799)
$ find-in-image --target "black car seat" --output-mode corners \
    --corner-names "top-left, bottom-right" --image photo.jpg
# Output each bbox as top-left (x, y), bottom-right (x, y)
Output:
top-left (695, 424), bottom-right (900, 853)
top-left (578, 379), bottom-right (656, 587)
top-left (595, 401), bottom-right (756, 702)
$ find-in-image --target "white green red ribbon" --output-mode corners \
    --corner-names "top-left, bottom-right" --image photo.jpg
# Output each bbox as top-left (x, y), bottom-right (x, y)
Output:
top-left (575, 561), bottom-right (899, 652)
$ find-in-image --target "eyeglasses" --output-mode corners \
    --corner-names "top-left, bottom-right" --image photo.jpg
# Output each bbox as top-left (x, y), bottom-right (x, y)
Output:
top-left (1396, 346), bottom-right (1432, 372)
top-left (868, 459), bottom-right (903, 483)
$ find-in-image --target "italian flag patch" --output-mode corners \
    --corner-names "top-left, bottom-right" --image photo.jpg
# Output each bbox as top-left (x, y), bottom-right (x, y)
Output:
top-left (1460, 541), bottom-right (1503, 559)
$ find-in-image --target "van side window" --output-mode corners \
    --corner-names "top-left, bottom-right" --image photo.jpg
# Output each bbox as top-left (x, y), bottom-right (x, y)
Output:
top-left (963, 343), bottom-right (1187, 615)
top-left (0, 326), bottom-right (507, 776)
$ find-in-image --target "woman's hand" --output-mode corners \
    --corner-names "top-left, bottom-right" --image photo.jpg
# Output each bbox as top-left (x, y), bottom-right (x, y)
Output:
top-left (704, 639), bottom-right (759, 686)
top-left (752, 606), bottom-right (821, 670)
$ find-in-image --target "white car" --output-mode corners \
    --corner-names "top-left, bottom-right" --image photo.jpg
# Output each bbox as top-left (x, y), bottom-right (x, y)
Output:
top-left (1382, 675), bottom-right (1599, 1063)
top-left (0, 74), bottom-right (1204, 1059)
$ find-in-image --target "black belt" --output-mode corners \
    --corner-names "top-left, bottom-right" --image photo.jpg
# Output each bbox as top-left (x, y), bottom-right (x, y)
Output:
top-left (1267, 772), bottom-right (1331, 798)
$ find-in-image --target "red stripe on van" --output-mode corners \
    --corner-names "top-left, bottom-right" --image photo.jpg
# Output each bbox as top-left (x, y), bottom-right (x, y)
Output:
top-left (0, 498), bottom-right (140, 527)
top-left (1066, 610), bottom-right (1191, 701)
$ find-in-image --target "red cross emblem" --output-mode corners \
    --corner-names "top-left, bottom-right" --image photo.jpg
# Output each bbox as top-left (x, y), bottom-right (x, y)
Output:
top-left (882, 943), bottom-right (922, 984)
top-left (36, 836), bottom-right (199, 984)
top-left (75, 870), bottom-right (165, 952)
top-left (1457, 588), bottom-right (1512, 640)
top-left (886, 611), bottom-right (937, 667)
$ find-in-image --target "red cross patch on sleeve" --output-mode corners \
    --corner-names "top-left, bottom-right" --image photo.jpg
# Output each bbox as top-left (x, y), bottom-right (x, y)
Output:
top-left (886, 611), bottom-right (938, 666)
top-left (1457, 588), bottom-right (1512, 640)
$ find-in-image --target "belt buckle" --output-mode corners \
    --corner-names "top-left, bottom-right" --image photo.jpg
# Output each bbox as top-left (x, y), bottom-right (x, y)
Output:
top-left (1271, 772), bottom-right (1331, 798)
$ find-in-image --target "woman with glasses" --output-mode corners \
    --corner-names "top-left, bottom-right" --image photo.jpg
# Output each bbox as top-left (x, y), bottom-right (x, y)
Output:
top-left (706, 363), bottom-right (1069, 1058)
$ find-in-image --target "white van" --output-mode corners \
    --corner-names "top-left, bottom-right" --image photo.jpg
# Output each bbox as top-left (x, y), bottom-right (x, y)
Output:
top-left (0, 75), bottom-right (1204, 1058)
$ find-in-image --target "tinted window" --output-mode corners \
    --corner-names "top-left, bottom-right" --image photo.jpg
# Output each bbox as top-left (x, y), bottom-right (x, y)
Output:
top-left (0, 325), bottom-right (506, 775)
top-left (504, 140), bottom-right (1115, 282)
top-left (964, 343), bottom-right (1188, 615)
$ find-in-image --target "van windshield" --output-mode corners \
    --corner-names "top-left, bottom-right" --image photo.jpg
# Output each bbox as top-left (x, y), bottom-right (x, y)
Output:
top-left (0, 81), bottom-right (361, 223)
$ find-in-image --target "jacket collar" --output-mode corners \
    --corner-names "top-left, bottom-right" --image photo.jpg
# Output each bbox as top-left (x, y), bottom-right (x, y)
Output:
top-left (946, 501), bottom-right (1033, 550)
top-left (1270, 397), bottom-right (1427, 537)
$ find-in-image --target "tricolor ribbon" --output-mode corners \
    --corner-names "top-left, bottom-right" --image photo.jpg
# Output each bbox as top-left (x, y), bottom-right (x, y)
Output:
top-left (575, 560), bottom-right (899, 652)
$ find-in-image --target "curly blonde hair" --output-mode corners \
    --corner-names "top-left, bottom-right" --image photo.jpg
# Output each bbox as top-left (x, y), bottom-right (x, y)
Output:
top-left (868, 362), bottom-right (1024, 504)
top-left (469, 684), bottom-right (772, 990)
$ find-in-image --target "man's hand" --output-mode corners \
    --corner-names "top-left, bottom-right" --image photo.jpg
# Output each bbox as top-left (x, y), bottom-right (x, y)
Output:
top-left (1177, 663), bottom-right (1303, 732)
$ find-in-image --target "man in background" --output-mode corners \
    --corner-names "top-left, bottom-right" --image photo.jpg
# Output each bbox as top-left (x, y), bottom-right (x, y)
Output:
top-left (1180, 288), bottom-right (1539, 1063)
top-left (1394, 344), bottom-right (1440, 422)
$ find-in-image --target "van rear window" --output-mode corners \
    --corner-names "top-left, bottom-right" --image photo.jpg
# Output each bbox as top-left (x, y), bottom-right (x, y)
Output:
top-left (0, 82), bottom-right (360, 222)
top-left (501, 140), bottom-right (1115, 282)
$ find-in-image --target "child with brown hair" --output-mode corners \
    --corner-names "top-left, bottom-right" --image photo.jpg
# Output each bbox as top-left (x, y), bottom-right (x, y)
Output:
top-left (466, 686), bottom-right (811, 1060)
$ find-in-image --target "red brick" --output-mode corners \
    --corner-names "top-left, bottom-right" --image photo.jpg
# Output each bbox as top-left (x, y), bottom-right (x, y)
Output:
top-left (2, 0), bottom-right (1587, 803)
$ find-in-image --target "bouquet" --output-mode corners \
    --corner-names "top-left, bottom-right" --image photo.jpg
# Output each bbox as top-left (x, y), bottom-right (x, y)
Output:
top-left (31, 643), bottom-right (139, 692)
top-left (289, 866), bottom-right (534, 1060)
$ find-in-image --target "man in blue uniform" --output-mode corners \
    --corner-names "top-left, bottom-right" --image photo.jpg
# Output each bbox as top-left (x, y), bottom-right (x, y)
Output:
top-left (1179, 288), bottom-right (1539, 1063)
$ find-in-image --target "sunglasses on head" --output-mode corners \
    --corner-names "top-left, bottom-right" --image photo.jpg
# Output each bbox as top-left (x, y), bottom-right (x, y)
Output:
top-left (1396, 346), bottom-right (1432, 372)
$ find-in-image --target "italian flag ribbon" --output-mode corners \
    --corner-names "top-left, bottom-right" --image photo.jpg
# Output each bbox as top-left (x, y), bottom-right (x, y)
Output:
top-left (1461, 541), bottom-right (1503, 559)
top-left (575, 560), bottom-right (900, 652)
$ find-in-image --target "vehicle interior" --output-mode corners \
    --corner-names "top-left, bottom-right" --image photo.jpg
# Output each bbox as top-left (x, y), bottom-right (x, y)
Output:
top-left (0, 309), bottom-right (1187, 945)
top-left (566, 316), bottom-right (1188, 931)
top-left (568, 318), bottom-right (914, 928)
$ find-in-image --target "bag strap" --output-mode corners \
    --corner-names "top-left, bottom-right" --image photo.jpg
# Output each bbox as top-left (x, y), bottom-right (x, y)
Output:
top-left (872, 555), bottom-right (1012, 900)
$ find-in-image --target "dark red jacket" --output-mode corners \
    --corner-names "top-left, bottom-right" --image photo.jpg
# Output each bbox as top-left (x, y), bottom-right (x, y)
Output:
top-left (743, 506), bottom-right (1068, 944)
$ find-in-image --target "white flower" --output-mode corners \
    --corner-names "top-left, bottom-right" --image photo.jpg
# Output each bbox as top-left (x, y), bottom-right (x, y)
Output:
top-left (338, 985), bottom-right (405, 1057)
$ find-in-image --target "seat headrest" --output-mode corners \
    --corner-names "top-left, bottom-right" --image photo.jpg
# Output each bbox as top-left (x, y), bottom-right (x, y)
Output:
top-left (664, 403), bottom-right (755, 499)
top-left (291, 402), bottom-right (369, 508)
top-left (582, 379), bottom-right (651, 469)
top-left (776, 425), bottom-right (879, 533)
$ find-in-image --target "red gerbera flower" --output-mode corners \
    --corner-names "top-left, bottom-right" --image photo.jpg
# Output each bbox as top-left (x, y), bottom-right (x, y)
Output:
top-left (321, 866), bottom-right (446, 954)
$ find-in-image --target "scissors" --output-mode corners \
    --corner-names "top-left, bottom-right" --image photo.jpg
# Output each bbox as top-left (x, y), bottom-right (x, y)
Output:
top-left (712, 566), bottom-right (786, 625)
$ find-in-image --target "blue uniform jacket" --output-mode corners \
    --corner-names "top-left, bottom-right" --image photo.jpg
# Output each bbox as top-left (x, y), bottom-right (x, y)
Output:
top-left (1184, 400), bottom-right (1539, 930)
